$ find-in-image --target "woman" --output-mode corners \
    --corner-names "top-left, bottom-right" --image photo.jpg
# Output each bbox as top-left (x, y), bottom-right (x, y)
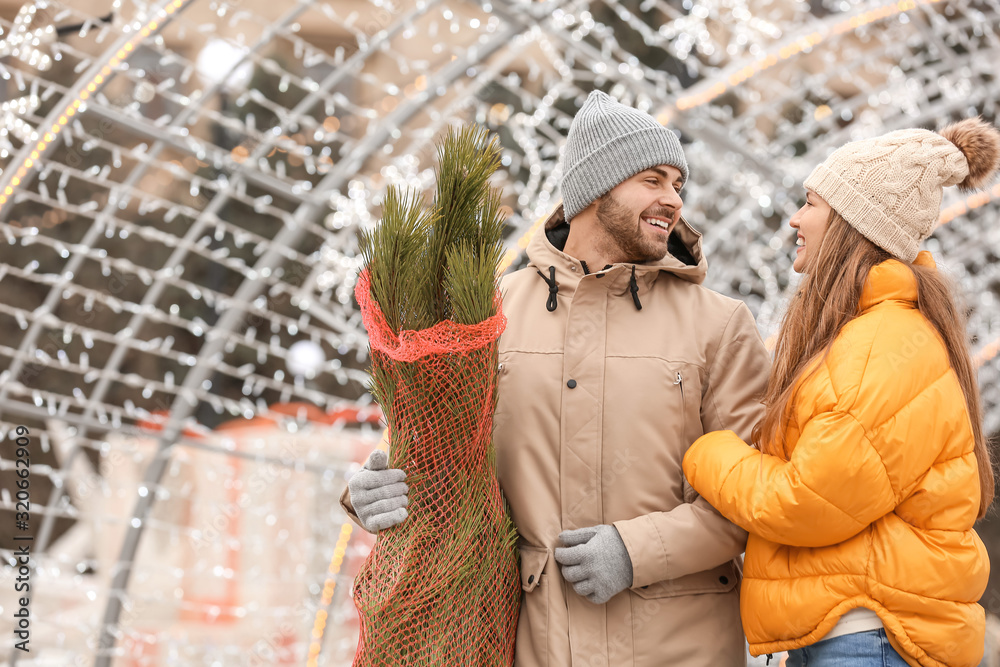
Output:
top-left (683, 117), bottom-right (1000, 667)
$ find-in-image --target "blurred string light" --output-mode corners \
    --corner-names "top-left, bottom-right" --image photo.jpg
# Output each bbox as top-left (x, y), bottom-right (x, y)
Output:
top-left (287, 339), bottom-right (326, 380)
top-left (0, 85), bottom-right (40, 160)
top-left (673, 0), bottom-right (947, 110)
top-left (0, 0), bottom-right (57, 71)
top-left (307, 522), bottom-right (353, 667)
top-left (0, 0), bottom-right (194, 212)
top-left (939, 182), bottom-right (1000, 227)
top-left (194, 37), bottom-right (254, 90)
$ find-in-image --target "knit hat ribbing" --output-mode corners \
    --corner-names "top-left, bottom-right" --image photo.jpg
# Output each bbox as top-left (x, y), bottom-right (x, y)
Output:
top-left (561, 91), bottom-right (689, 222)
top-left (803, 118), bottom-right (1000, 263)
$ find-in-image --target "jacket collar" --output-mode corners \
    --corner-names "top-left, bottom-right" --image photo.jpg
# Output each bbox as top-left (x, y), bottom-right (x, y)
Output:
top-left (525, 204), bottom-right (708, 299)
top-left (859, 251), bottom-right (935, 312)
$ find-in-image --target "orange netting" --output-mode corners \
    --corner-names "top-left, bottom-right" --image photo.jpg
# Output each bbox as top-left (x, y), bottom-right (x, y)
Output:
top-left (357, 270), bottom-right (507, 362)
top-left (352, 271), bottom-right (520, 667)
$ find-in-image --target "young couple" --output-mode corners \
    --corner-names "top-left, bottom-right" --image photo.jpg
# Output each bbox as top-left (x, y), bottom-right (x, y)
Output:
top-left (345, 91), bottom-right (998, 667)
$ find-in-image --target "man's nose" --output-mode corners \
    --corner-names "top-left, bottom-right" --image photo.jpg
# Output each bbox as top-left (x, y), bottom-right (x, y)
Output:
top-left (658, 189), bottom-right (682, 208)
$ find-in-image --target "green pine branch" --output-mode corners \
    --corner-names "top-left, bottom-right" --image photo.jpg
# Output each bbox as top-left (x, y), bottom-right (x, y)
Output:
top-left (362, 124), bottom-right (505, 332)
top-left (359, 185), bottom-right (431, 333)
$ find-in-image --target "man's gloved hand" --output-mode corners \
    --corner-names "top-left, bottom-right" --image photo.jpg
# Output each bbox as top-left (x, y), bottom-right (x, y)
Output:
top-left (347, 449), bottom-right (409, 533)
top-left (554, 525), bottom-right (634, 604)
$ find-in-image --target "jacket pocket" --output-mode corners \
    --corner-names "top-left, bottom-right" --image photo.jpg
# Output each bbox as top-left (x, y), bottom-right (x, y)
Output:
top-left (632, 560), bottom-right (739, 599)
top-left (518, 544), bottom-right (550, 666)
top-left (520, 544), bottom-right (548, 591)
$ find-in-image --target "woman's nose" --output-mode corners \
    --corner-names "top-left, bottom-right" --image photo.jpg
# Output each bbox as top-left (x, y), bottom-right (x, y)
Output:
top-left (789, 208), bottom-right (803, 228)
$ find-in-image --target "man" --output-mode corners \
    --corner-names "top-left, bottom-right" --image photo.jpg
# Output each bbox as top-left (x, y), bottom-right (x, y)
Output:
top-left (345, 91), bottom-right (771, 665)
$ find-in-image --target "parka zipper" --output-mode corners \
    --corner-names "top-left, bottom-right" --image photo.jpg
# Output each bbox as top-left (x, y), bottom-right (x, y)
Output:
top-left (675, 372), bottom-right (685, 434)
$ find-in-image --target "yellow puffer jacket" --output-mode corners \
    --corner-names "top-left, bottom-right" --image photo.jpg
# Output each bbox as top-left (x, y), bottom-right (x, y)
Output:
top-left (683, 252), bottom-right (989, 667)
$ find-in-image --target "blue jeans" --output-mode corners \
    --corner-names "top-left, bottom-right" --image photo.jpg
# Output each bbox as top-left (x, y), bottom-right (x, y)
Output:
top-left (785, 630), bottom-right (910, 666)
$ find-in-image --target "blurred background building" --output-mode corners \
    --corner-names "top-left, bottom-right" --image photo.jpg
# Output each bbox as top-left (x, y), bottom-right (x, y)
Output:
top-left (0, 0), bottom-right (999, 664)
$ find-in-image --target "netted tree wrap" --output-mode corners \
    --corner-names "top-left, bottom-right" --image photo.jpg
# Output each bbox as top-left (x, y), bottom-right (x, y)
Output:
top-left (355, 270), bottom-right (507, 363)
top-left (352, 271), bottom-right (520, 667)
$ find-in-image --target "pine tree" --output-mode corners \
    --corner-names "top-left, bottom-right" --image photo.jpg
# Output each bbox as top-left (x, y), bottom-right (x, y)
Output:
top-left (353, 125), bottom-right (520, 666)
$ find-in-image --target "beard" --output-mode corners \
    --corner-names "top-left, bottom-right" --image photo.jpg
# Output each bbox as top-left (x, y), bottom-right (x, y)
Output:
top-left (595, 193), bottom-right (673, 264)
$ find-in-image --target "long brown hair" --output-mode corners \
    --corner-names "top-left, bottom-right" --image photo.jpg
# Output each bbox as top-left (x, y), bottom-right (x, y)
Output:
top-left (753, 213), bottom-right (995, 518)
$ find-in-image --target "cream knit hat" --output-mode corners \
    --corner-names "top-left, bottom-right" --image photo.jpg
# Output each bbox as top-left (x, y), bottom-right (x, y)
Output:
top-left (803, 117), bottom-right (1000, 262)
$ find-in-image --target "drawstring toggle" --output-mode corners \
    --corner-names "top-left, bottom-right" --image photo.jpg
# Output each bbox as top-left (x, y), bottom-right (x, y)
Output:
top-left (536, 266), bottom-right (559, 312)
top-left (628, 266), bottom-right (642, 311)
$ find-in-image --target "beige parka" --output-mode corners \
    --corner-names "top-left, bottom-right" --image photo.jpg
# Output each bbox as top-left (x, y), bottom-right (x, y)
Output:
top-left (497, 207), bottom-right (771, 667)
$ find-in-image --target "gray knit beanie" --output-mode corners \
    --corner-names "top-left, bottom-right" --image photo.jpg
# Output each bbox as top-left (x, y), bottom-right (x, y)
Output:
top-left (561, 91), bottom-right (689, 222)
top-left (803, 117), bottom-right (1000, 262)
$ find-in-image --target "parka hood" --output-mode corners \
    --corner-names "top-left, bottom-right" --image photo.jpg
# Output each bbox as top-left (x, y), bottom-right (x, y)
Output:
top-left (523, 204), bottom-right (708, 312)
top-left (528, 205), bottom-right (707, 281)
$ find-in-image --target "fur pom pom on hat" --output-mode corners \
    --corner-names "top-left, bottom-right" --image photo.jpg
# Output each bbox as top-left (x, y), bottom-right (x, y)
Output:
top-left (804, 116), bottom-right (1000, 263)
top-left (939, 117), bottom-right (1000, 192)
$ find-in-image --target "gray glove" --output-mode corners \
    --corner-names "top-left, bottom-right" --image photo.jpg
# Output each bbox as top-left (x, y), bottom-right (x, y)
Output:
top-left (347, 449), bottom-right (409, 533)
top-left (555, 525), bottom-right (634, 604)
